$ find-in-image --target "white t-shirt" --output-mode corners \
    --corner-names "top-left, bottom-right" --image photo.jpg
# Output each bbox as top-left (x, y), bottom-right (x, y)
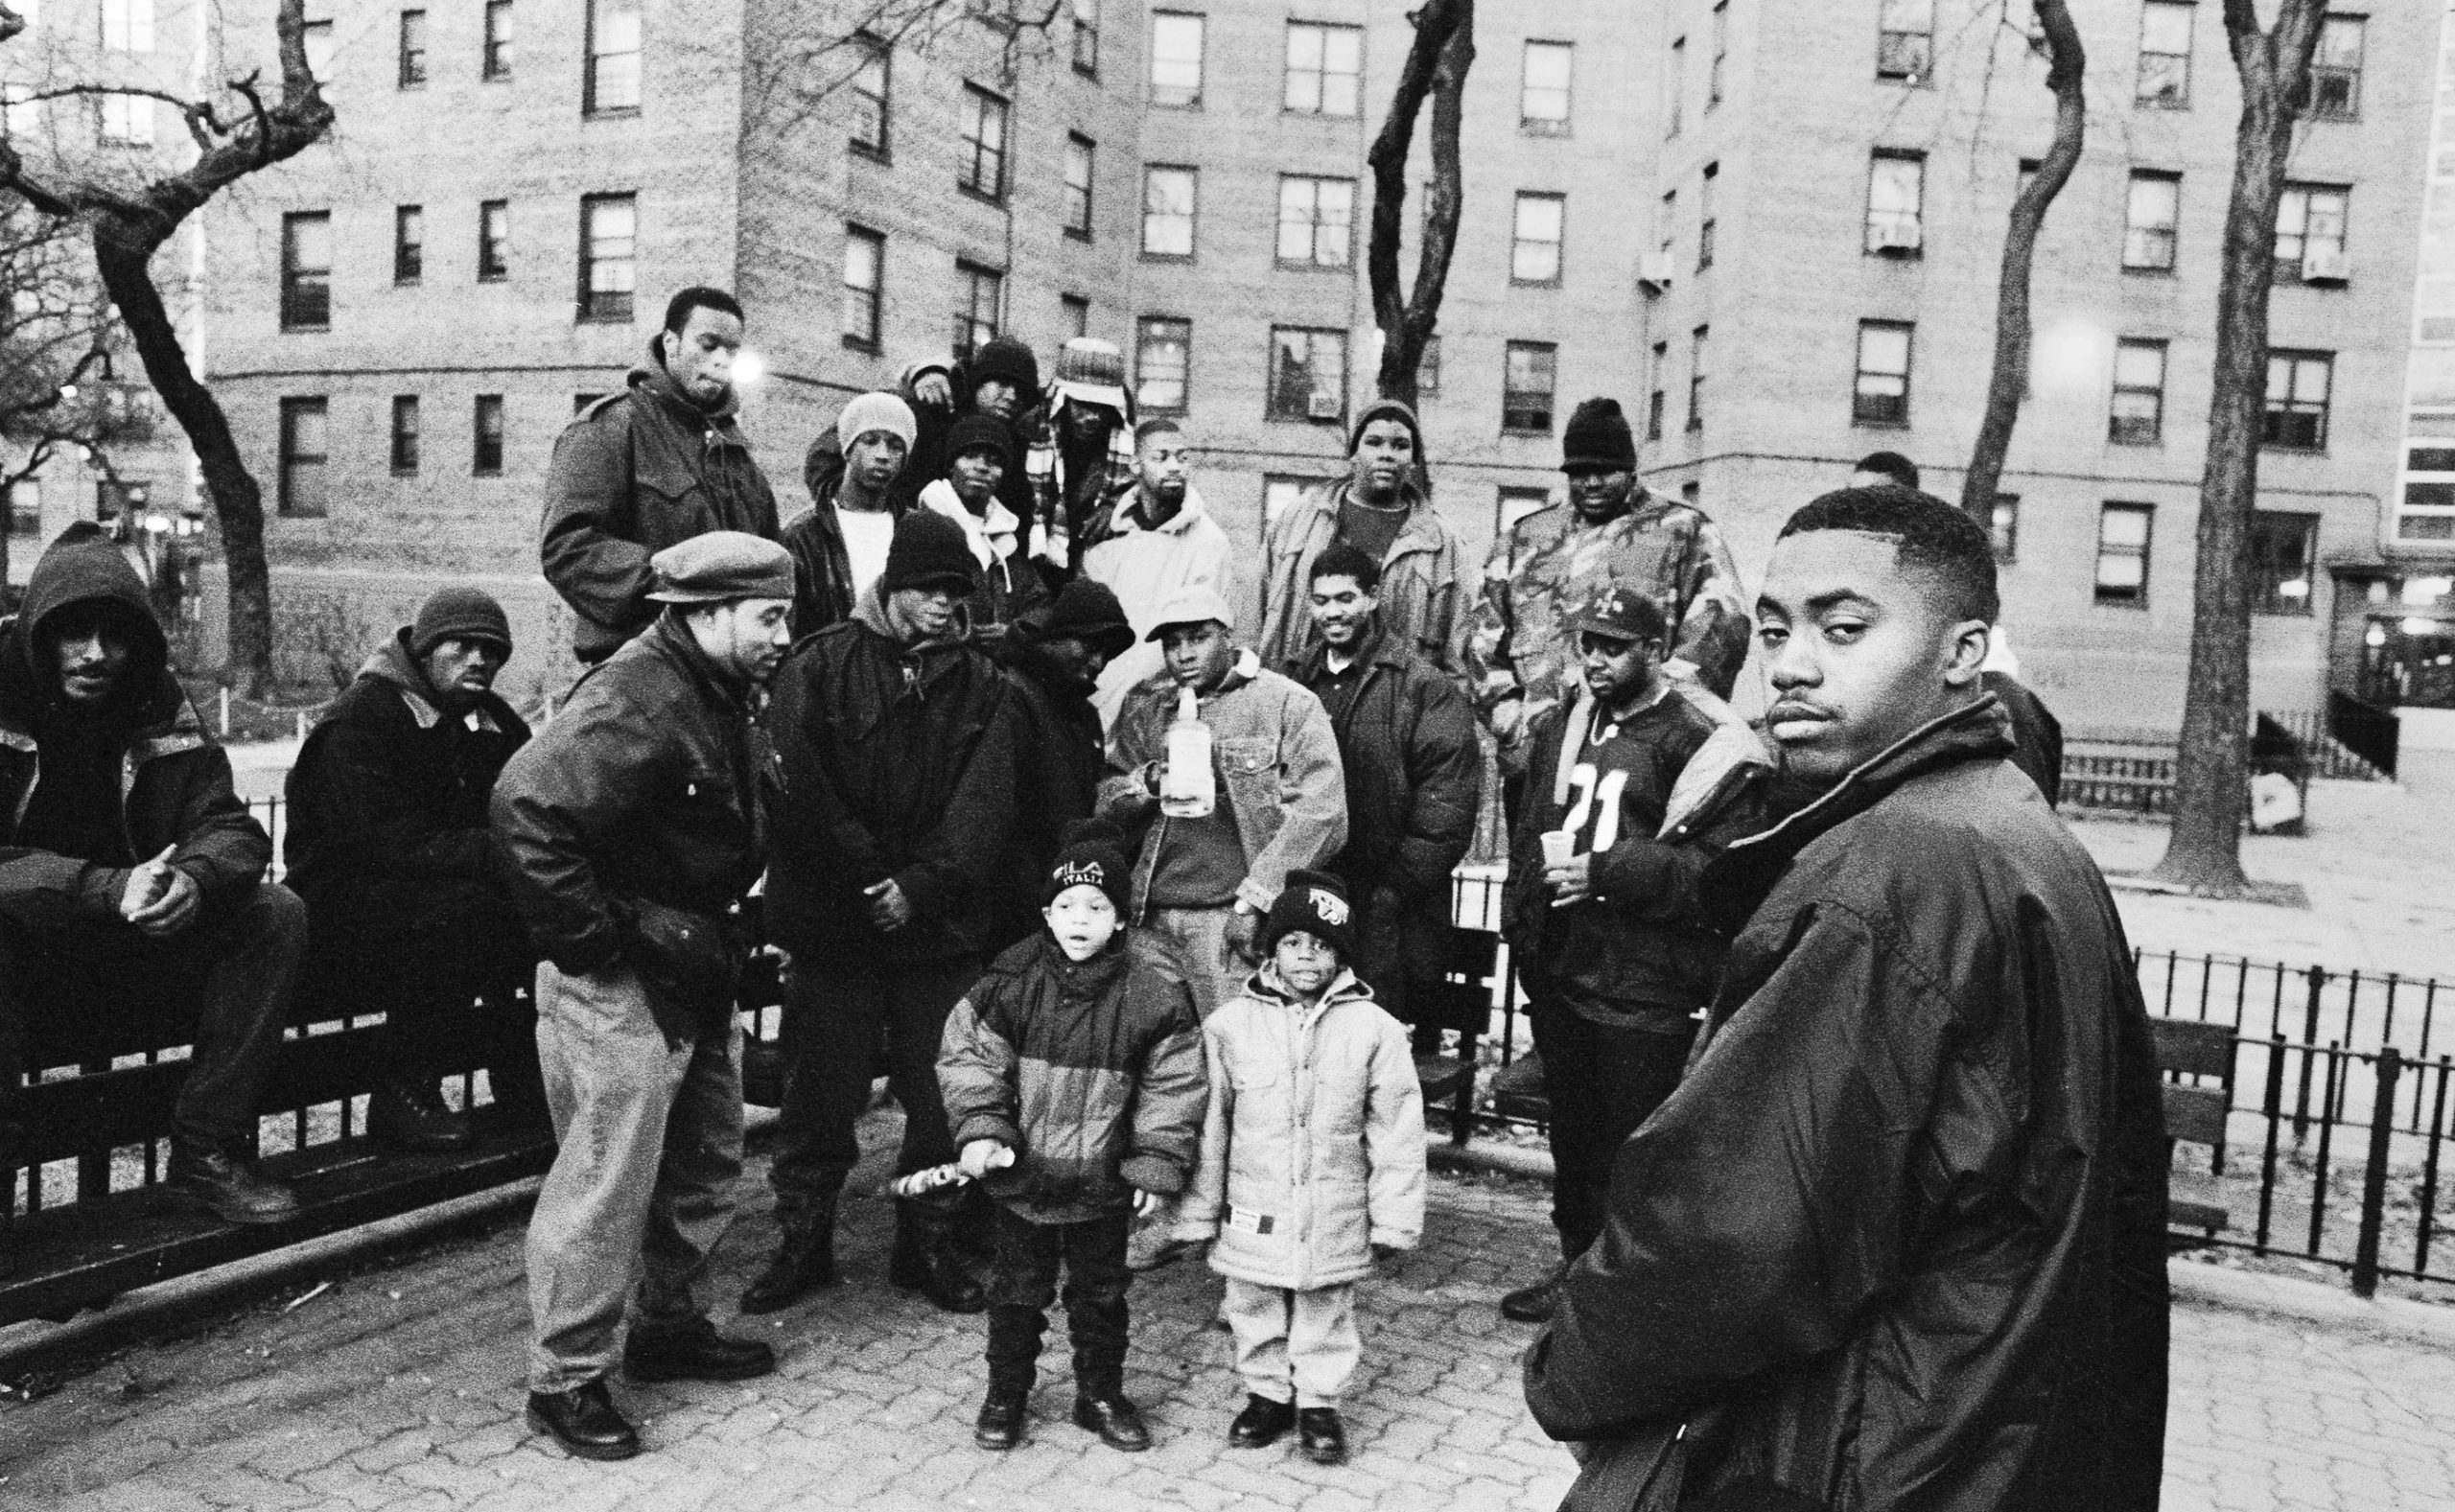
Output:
top-left (836, 505), bottom-right (896, 601)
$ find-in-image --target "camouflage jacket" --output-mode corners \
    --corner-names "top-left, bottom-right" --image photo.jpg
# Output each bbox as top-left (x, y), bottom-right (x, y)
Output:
top-left (1463, 489), bottom-right (1749, 756)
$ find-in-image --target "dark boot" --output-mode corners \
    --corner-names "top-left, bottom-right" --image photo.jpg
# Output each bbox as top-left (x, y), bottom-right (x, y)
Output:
top-left (1072, 1393), bottom-right (1151, 1452)
top-left (1298, 1407), bottom-right (1346, 1465)
top-left (741, 1198), bottom-right (839, 1314)
top-left (1228, 1393), bottom-right (1296, 1448)
top-left (368, 1077), bottom-right (476, 1152)
top-left (622, 1314), bottom-right (776, 1383)
top-left (167, 1146), bottom-right (299, 1225)
top-left (526, 1379), bottom-right (641, 1460)
top-left (1500, 1260), bottom-right (1565, 1323)
top-left (890, 1203), bottom-right (985, 1314)
top-left (974, 1389), bottom-right (1029, 1451)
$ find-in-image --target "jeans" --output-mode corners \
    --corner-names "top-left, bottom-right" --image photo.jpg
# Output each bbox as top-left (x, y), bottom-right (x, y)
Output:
top-left (1222, 1278), bottom-right (1360, 1408)
top-left (1528, 993), bottom-right (1698, 1261)
top-left (985, 1204), bottom-right (1133, 1399)
top-left (1143, 905), bottom-right (1246, 1019)
top-left (767, 955), bottom-right (978, 1215)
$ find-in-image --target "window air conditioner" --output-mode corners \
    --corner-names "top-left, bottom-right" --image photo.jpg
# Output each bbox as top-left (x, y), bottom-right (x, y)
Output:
top-left (2302, 246), bottom-right (2350, 285)
top-left (1870, 219), bottom-right (1924, 253)
top-left (1638, 250), bottom-right (1675, 292)
top-left (1308, 390), bottom-right (1343, 421)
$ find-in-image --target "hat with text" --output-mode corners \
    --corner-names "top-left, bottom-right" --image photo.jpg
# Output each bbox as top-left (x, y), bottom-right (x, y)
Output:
top-left (1045, 817), bottom-right (1134, 914)
top-left (1260, 869), bottom-right (1355, 963)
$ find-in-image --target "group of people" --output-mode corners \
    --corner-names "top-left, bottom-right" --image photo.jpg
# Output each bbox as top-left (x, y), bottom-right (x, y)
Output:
top-left (0, 279), bottom-right (2170, 1509)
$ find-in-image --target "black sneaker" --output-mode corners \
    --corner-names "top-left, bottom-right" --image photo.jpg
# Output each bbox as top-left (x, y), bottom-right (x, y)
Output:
top-left (167, 1148), bottom-right (299, 1225)
top-left (622, 1316), bottom-right (776, 1383)
top-left (526, 1379), bottom-right (641, 1461)
top-left (1228, 1393), bottom-right (1296, 1449)
top-left (974, 1390), bottom-right (1029, 1451)
top-left (1298, 1407), bottom-right (1347, 1465)
top-left (367, 1078), bottom-right (475, 1152)
top-left (1072, 1393), bottom-right (1151, 1452)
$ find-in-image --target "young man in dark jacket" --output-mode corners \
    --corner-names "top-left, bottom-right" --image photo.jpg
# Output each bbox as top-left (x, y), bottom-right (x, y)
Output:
top-left (1524, 489), bottom-right (2169, 1512)
top-left (0, 523), bottom-right (304, 1231)
top-left (285, 587), bottom-right (536, 1151)
top-left (540, 287), bottom-right (783, 663)
top-left (1497, 585), bottom-right (1766, 1326)
top-left (991, 578), bottom-right (1136, 952)
top-left (751, 509), bottom-right (1018, 1316)
top-left (1283, 544), bottom-right (1481, 1038)
top-left (784, 391), bottom-right (912, 637)
top-left (492, 533), bottom-right (795, 1461)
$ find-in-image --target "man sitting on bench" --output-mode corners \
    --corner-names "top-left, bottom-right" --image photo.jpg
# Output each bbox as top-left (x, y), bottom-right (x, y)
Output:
top-left (0, 523), bottom-right (305, 1234)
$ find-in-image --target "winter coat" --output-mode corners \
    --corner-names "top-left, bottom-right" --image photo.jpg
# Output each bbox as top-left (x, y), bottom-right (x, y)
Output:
top-left (1984, 669), bottom-right (2066, 805)
top-left (540, 351), bottom-right (783, 662)
top-left (1465, 490), bottom-right (1749, 759)
top-left (0, 523), bottom-right (269, 921)
top-left (782, 472), bottom-right (905, 639)
top-left (990, 634), bottom-right (1107, 950)
top-left (1080, 486), bottom-right (1236, 725)
top-left (1102, 650), bottom-right (1346, 918)
top-left (284, 630), bottom-right (529, 960)
top-left (1176, 965), bottom-right (1425, 1290)
top-left (489, 613), bottom-right (773, 1041)
top-left (1027, 414), bottom-right (1137, 576)
top-left (937, 930), bottom-right (1208, 1224)
top-left (919, 479), bottom-right (1050, 640)
top-left (1523, 698), bottom-right (2170, 1512)
top-left (1503, 683), bottom-right (1767, 1018)
top-left (764, 585), bottom-right (1017, 965)
top-left (804, 361), bottom-right (1043, 525)
top-left (1257, 478), bottom-right (1466, 677)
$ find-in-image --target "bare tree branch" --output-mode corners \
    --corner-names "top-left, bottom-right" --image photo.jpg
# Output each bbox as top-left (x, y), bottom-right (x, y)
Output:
top-left (1366, 0), bottom-right (1474, 410)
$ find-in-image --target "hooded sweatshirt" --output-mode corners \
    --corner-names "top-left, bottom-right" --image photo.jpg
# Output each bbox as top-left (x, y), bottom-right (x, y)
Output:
top-left (1080, 485), bottom-right (1235, 726)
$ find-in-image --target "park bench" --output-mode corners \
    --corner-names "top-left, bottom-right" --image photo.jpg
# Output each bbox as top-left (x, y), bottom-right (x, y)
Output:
top-left (2152, 1015), bottom-right (2237, 1244)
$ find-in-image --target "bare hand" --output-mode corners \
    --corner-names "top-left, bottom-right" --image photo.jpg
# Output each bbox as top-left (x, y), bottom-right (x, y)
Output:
top-left (864, 878), bottom-right (914, 932)
top-left (1132, 1189), bottom-right (1165, 1219)
top-left (119, 845), bottom-right (175, 920)
top-left (911, 372), bottom-right (954, 409)
top-left (959, 1139), bottom-right (1013, 1179)
top-left (128, 866), bottom-right (201, 938)
top-left (1226, 908), bottom-right (1262, 964)
top-left (1546, 853), bottom-right (1594, 908)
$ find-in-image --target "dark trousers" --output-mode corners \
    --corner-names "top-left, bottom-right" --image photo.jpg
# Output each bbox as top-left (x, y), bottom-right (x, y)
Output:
top-left (768, 954), bottom-right (979, 1214)
top-left (1528, 992), bottom-right (1698, 1261)
top-left (0, 882), bottom-right (306, 1161)
top-left (311, 888), bottom-right (541, 1115)
top-left (985, 1204), bottom-right (1132, 1398)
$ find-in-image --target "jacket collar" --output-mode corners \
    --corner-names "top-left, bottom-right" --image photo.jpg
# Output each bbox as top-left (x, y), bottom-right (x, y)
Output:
top-left (643, 611), bottom-right (753, 712)
top-left (629, 354), bottom-right (744, 437)
top-left (851, 582), bottom-right (973, 658)
top-left (1317, 478), bottom-right (1440, 561)
top-left (1115, 484), bottom-right (1210, 537)
top-left (918, 479), bottom-right (1022, 569)
top-left (362, 630), bottom-right (506, 733)
top-left (1247, 963), bottom-right (1375, 1014)
top-left (1563, 484), bottom-right (1664, 535)
top-left (1298, 616), bottom-right (1401, 683)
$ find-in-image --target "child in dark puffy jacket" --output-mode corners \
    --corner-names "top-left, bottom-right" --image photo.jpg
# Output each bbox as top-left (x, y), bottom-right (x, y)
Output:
top-left (936, 819), bottom-right (1208, 1454)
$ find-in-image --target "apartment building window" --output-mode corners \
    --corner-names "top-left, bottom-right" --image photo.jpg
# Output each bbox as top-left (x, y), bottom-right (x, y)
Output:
top-left (1062, 293), bottom-right (1090, 339)
top-left (1263, 476), bottom-right (1320, 531)
top-left (479, 199), bottom-right (509, 281)
top-left (1135, 316), bottom-right (1190, 412)
top-left (584, 0), bottom-right (642, 115)
top-left (1658, 190), bottom-right (1676, 265)
top-left (277, 398), bottom-right (329, 517)
top-left (2094, 503), bottom-right (2153, 606)
top-left (1502, 341), bottom-right (1557, 433)
top-left (398, 10), bottom-right (427, 88)
top-left (7, 480), bottom-right (38, 538)
top-left (304, 18), bottom-right (335, 80)
top-left (842, 224), bottom-right (883, 350)
top-left (390, 396), bottom-right (420, 475)
top-left (1696, 165), bottom-right (1718, 271)
top-left (1285, 22), bottom-right (1362, 116)
top-left (99, 92), bottom-right (152, 144)
top-left (1878, 0), bottom-right (1933, 81)
top-left (393, 205), bottom-right (423, 284)
top-left (1666, 37), bottom-right (1684, 138)
top-left (1268, 327), bottom-right (1347, 424)
top-left (1866, 151), bottom-right (1925, 253)
top-left (2309, 15), bottom-right (2364, 121)
top-left (2137, 1), bottom-right (2191, 107)
top-left (1276, 175), bottom-right (1354, 269)
top-left (1150, 12), bottom-right (1204, 108)
top-left (103, 0), bottom-right (152, 53)
top-left (2250, 511), bottom-right (2318, 614)
top-left (954, 261), bottom-right (1004, 358)
top-left (1687, 326), bottom-right (1709, 431)
top-left (2275, 184), bottom-right (2349, 284)
top-left (2123, 172), bottom-right (2180, 271)
top-left (1142, 166), bottom-right (1196, 258)
top-left (1988, 495), bottom-right (2019, 562)
top-left (2110, 338), bottom-right (2167, 445)
top-left (1709, 2), bottom-right (1728, 106)
top-left (1854, 320), bottom-right (1913, 426)
top-left (578, 192), bottom-right (637, 322)
top-left (1415, 336), bottom-right (1440, 400)
top-left (1072, 0), bottom-right (1099, 77)
top-left (2263, 350), bottom-right (2332, 450)
top-left (1522, 40), bottom-right (1572, 134)
top-left (1064, 134), bottom-right (1095, 238)
top-left (1497, 486), bottom-right (1550, 537)
top-left (1647, 340), bottom-right (1668, 441)
top-left (473, 395), bottom-right (504, 476)
top-left (1511, 193), bottom-right (1564, 285)
top-left (850, 36), bottom-right (889, 153)
top-left (960, 85), bottom-right (1009, 201)
top-left (280, 211), bottom-right (331, 331)
top-left (483, 0), bottom-right (513, 79)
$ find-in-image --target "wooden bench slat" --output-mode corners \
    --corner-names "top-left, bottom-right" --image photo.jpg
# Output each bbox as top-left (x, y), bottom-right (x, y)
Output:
top-left (2151, 1018), bottom-right (2236, 1079)
top-left (2162, 1084), bottom-right (2229, 1148)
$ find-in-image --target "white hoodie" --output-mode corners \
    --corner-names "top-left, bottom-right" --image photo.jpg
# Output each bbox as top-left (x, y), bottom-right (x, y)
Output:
top-left (1083, 484), bottom-right (1236, 727)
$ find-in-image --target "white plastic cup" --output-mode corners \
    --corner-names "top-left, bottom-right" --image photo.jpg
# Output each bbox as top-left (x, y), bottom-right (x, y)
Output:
top-left (1539, 829), bottom-right (1578, 869)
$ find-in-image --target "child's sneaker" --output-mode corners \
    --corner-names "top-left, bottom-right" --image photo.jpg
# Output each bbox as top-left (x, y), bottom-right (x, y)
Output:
top-left (1228, 1394), bottom-right (1296, 1449)
top-left (974, 1391), bottom-right (1029, 1451)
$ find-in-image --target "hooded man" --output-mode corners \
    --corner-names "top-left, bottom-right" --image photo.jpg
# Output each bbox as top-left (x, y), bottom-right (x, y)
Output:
top-left (992, 577), bottom-right (1138, 952)
top-left (806, 336), bottom-right (1045, 524)
top-left (752, 509), bottom-right (1020, 1317)
top-left (493, 531), bottom-right (796, 1462)
top-left (540, 287), bottom-right (783, 663)
top-left (1523, 488), bottom-right (2168, 1512)
top-left (0, 523), bottom-right (304, 1232)
top-left (1027, 338), bottom-right (1139, 580)
top-left (285, 587), bottom-right (536, 1151)
top-left (1257, 399), bottom-right (1467, 677)
top-left (785, 390), bottom-right (914, 637)
top-left (923, 410), bottom-right (1048, 640)
top-left (1081, 419), bottom-right (1235, 726)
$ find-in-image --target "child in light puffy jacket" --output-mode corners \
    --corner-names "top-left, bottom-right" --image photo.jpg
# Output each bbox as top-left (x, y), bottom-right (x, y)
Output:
top-left (1176, 869), bottom-right (1427, 1466)
top-left (937, 820), bottom-right (1207, 1454)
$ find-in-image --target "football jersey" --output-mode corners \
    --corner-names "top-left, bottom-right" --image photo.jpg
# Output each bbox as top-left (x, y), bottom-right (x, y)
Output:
top-left (1555, 694), bottom-right (1682, 856)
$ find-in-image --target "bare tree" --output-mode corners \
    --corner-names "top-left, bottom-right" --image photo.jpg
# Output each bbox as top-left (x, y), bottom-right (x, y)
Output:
top-left (2150, 0), bottom-right (2328, 896)
top-left (1959, 0), bottom-right (2084, 520)
top-left (0, 0), bottom-right (334, 695)
top-left (1366, 0), bottom-right (1472, 410)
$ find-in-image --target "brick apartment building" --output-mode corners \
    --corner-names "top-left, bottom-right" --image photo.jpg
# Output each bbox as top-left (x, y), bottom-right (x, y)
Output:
top-left (193, 0), bottom-right (2449, 732)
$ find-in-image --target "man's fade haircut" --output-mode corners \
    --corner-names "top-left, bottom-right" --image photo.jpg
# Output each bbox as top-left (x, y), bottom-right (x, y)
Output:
top-left (663, 286), bottom-right (744, 337)
top-left (1779, 486), bottom-right (1999, 624)
top-left (1134, 416), bottom-right (1184, 452)
top-left (1852, 451), bottom-right (1920, 490)
top-left (1308, 541), bottom-right (1382, 594)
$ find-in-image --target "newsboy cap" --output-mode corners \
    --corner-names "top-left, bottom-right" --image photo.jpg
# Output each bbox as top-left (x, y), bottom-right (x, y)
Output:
top-left (645, 531), bottom-right (795, 605)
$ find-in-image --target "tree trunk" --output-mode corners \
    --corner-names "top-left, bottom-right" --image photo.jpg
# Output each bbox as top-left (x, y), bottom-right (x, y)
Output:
top-left (1366, 0), bottom-right (1473, 408)
top-left (1960, 0), bottom-right (2084, 520)
top-left (2152, 0), bottom-right (2328, 896)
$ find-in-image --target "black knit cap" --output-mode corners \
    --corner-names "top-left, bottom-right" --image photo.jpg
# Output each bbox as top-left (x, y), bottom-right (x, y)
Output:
top-left (1032, 576), bottom-right (1136, 661)
top-left (1046, 818), bottom-right (1134, 914)
top-left (409, 585), bottom-right (513, 657)
top-left (966, 336), bottom-right (1041, 398)
top-left (945, 411), bottom-right (1018, 473)
top-left (1560, 397), bottom-right (1638, 473)
top-left (881, 508), bottom-right (979, 594)
top-left (1260, 869), bottom-right (1355, 964)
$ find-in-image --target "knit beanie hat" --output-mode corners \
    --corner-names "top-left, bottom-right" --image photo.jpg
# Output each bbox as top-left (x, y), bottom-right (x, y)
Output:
top-left (409, 586), bottom-right (513, 657)
top-left (966, 336), bottom-right (1041, 398)
top-left (945, 411), bottom-right (1018, 474)
top-left (1033, 576), bottom-right (1135, 661)
top-left (1261, 869), bottom-right (1355, 964)
top-left (1560, 397), bottom-right (1638, 472)
top-left (836, 391), bottom-right (919, 454)
top-left (881, 507), bottom-right (979, 594)
top-left (1045, 818), bottom-right (1134, 914)
top-left (1346, 397), bottom-right (1425, 463)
